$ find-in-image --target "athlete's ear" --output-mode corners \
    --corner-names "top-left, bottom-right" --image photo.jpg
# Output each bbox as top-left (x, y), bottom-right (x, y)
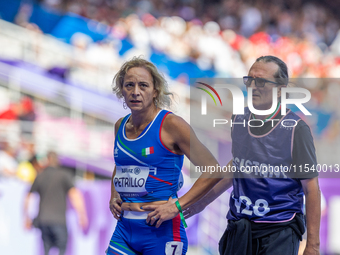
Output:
top-left (153, 86), bottom-right (159, 103)
top-left (153, 86), bottom-right (158, 98)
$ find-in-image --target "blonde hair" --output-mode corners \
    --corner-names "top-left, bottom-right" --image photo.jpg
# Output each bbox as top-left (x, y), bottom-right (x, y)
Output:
top-left (112, 57), bottom-right (173, 109)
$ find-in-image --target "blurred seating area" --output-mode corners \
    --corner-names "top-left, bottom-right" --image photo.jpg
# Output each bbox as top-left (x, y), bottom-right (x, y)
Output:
top-left (2, 0), bottom-right (340, 90)
top-left (52, 0), bottom-right (340, 79)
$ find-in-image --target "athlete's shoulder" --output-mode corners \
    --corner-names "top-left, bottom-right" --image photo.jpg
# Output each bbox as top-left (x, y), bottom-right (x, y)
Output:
top-left (162, 113), bottom-right (191, 136)
top-left (161, 112), bottom-right (191, 148)
top-left (162, 112), bottom-right (189, 130)
top-left (114, 117), bottom-right (125, 135)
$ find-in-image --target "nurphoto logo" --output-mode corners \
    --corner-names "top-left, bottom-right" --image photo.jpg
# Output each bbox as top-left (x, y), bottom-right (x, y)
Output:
top-left (195, 81), bottom-right (311, 128)
top-left (196, 82), bottom-right (311, 116)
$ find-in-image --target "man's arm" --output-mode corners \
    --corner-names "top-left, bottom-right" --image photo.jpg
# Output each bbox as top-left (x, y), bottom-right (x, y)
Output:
top-left (301, 177), bottom-right (321, 255)
top-left (68, 187), bottom-right (88, 230)
top-left (292, 120), bottom-right (320, 255)
top-left (23, 176), bottom-right (40, 230)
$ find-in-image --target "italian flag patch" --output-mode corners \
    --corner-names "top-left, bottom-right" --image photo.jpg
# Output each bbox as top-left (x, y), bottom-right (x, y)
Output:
top-left (142, 146), bottom-right (154, 157)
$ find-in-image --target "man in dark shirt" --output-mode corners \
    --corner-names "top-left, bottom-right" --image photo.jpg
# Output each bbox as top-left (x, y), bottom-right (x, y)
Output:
top-left (184, 56), bottom-right (321, 255)
top-left (23, 151), bottom-right (88, 255)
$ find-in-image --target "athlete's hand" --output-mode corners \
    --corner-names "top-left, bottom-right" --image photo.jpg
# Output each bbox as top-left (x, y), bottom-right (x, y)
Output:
top-left (182, 201), bottom-right (206, 219)
top-left (143, 198), bottom-right (179, 228)
top-left (109, 196), bottom-right (122, 221)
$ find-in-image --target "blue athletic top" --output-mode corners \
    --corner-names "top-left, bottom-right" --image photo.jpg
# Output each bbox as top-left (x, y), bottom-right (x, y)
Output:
top-left (227, 107), bottom-right (304, 222)
top-left (113, 110), bottom-right (184, 203)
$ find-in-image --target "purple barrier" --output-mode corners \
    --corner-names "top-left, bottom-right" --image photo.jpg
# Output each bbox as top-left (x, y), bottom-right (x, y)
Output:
top-left (59, 155), bottom-right (114, 178)
top-left (319, 178), bottom-right (340, 254)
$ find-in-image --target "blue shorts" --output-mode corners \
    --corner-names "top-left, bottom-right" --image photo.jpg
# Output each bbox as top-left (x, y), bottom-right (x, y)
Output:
top-left (107, 213), bottom-right (188, 255)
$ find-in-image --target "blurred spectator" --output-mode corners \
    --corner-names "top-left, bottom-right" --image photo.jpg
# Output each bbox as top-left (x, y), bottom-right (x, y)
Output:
top-left (23, 151), bottom-right (88, 255)
top-left (18, 97), bottom-right (36, 122)
top-left (16, 155), bottom-right (41, 183)
top-left (0, 96), bottom-right (35, 122)
top-left (0, 102), bottom-right (21, 120)
top-left (0, 142), bottom-right (18, 178)
top-left (14, 2), bottom-right (33, 27)
top-left (18, 96), bottom-right (36, 140)
top-left (0, 97), bottom-right (37, 149)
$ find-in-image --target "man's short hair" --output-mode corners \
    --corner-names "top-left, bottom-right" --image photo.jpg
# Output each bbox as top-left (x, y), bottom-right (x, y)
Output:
top-left (256, 56), bottom-right (288, 85)
top-left (47, 151), bottom-right (59, 164)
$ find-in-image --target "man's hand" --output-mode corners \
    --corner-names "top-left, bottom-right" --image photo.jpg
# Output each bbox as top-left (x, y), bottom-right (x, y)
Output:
top-left (109, 196), bottom-right (122, 221)
top-left (24, 217), bottom-right (32, 230)
top-left (301, 177), bottom-right (320, 255)
top-left (303, 245), bottom-right (320, 255)
top-left (143, 198), bottom-right (179, 228)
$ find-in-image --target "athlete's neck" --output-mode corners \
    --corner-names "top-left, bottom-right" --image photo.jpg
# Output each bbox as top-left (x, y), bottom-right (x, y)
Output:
top-left (129, 107), bottom-right (160, 128)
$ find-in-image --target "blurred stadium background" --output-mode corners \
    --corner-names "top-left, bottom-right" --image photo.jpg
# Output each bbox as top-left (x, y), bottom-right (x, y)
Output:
top-left (0, 0), bottom-right (340, 254)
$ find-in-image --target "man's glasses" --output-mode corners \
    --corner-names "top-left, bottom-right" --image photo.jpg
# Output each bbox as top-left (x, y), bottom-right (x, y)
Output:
top-left (243, 76), bottom-right (280, 87)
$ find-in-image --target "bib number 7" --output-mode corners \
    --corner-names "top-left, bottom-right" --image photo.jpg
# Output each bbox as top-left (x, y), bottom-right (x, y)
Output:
top-left (166, 241), bottom-right (183, 255)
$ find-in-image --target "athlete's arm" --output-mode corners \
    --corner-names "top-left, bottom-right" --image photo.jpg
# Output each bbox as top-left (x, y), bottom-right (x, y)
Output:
top-left (144, 114), bottom-right (231, 227)
top-left (301, 177), bottom-right (321, 255)
top-left (183, 160), bottom-right (233, 219)
top-left (109, 118), bottom-right (124, 220)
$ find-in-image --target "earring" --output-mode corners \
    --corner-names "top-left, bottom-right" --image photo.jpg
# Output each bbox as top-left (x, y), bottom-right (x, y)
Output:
top-left (154, 99), bottom-right (158, 108)
top-left (123, 101), bottom-right (127, 109)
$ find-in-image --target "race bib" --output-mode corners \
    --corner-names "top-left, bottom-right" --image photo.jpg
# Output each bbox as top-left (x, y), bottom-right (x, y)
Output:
top-left (114, 165), bottom-right (154, 197)
top-left (165, 241), bottom-right (183, 255)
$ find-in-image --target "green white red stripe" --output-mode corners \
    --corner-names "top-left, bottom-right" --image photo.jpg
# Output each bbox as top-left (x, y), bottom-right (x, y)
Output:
top-left (252, 103), bottom-right (281, 122)
top-left (264, 103), bottom-right (281, 122)
top-left (142, 147), bottom-right (154, 156)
